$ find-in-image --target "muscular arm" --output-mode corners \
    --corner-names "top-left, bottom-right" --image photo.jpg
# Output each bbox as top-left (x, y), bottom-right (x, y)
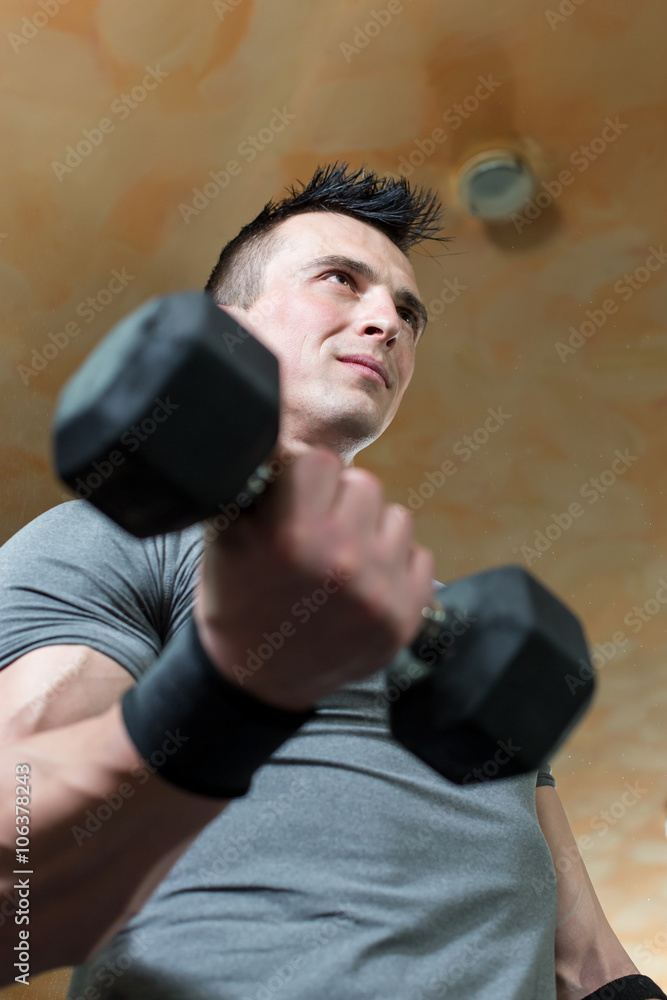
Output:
top-left (535, 784), bottom-right (656, 1000)
top-left (0, 645), bottom-right (230, 986)
top-left (0, 503), bottom-right (233, 983)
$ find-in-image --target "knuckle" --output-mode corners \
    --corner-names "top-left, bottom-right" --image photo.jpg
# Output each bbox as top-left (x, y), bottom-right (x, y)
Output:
top-left (392, 502), bottom-right (411, 521)
top-left (413, 540), bottom-right (432, 562)
top-left (340, 467), bottom-right (383, 497)
top-left (331, 542), bottom-right (363, 582)
top-left (424, 547), bottom-right (437, 576)
top-left (308, 446), bottom-right (342, 472)
top-left (271, 518), bottom-right (309, 565)
top-left (389, 503), bottom-right (414, 535)
top-left (359, 588), bottom-right (399, 637)
top-left (415, 546), bottom-right (435, 579)
top-left (290, 447), bottom-right (338, 486)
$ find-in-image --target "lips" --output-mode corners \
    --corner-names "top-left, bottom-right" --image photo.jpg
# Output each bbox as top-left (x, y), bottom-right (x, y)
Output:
top-left (337, 355), bottom-right (389, 387)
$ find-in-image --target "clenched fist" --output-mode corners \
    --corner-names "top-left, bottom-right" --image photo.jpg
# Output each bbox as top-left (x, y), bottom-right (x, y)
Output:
top-left (193, 447), bottom-right (435, 711)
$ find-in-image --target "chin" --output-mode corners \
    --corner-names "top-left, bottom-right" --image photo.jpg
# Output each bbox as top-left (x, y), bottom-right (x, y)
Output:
top-left (335, 397), bottom-right (385, 433)
top-left (309, 412), bottom-right (383, 453)
top-left (289, 385), bottom-right (388, 447)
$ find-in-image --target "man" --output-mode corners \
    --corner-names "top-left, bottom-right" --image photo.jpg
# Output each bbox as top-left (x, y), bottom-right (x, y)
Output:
top-left (0, 162), bottom-right (661, 999)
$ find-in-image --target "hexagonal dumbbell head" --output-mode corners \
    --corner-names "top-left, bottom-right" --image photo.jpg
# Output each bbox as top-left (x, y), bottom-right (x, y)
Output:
top-left (388, 565), bottom-right (595, 784)
top-left (52, 291), bottom-right (280, 537)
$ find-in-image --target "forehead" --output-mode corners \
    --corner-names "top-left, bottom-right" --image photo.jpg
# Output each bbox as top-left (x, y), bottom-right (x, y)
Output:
top-left (267, 211), bottom-right (419, 291)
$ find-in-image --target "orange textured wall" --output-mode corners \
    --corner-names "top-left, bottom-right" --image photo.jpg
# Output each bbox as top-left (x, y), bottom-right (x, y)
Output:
top-left (0, 0), bottom-right (666, 996)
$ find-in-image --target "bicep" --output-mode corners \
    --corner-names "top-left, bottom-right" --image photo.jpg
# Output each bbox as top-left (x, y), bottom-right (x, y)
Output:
top-left (0, 644), bottom-right (135, 747)
top-left (0, 502), bottom-right (173, 746)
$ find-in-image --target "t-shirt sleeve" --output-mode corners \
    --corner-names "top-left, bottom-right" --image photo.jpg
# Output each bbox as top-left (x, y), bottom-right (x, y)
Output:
top-left (0, 500), bottom-right (195, 682)
top-left (536, 763), bottom-right (556, 788)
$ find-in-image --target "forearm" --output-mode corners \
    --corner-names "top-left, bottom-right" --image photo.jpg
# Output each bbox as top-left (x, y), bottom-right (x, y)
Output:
top-left (0, 700), bottom-right (228, 983)
top-left (552, 835), bottom-right (638, 998)
top-left (536, 786), bottom-right (640, 1000)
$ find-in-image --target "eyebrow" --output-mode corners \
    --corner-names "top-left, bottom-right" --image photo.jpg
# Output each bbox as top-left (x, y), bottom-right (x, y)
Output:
top-left (302, 254), bottom-right (429, 337)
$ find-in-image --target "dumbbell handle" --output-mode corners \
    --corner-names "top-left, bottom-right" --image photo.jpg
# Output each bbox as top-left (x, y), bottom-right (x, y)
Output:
top-left (418, 602), bottom-right (448, 638)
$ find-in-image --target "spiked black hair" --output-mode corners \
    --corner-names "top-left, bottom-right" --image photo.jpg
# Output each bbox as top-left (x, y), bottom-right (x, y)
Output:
top-left (204, 161), bottom-right (451, 309)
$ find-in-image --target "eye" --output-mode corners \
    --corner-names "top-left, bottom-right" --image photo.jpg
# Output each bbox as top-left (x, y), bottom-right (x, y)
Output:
top-left (400, 308), bottom-right (420, 331)
top-left (326, 270), bottom-right (354, 287)
top-left (397, 306), bottom-right (421, 336)
top-left (325, 271), bottom-right (420, 334)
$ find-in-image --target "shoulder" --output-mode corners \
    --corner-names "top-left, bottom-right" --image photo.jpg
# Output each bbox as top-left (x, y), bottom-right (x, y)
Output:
top-left (1, 499), bottom-right (203, 560)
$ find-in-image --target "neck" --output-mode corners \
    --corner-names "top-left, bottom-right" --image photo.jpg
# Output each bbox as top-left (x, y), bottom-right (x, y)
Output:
top-left (277, 409), bottom-right (381, 468)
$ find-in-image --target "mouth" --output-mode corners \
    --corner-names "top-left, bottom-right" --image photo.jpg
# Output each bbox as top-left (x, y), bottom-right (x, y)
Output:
top-left (337, 355), bottom-right (389, 387)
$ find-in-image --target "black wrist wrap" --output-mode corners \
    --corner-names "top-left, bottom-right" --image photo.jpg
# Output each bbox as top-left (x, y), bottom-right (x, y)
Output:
top-left (581, 975), bottom-right (667, 999)
top-left (121, 616), bottom-right (317, 799)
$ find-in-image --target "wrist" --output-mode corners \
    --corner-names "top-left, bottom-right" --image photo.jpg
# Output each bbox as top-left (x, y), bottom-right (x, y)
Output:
top-left (578, 976), bottom-right (667, 1000)
top-left (192, 610), bottom-right (317, 713)
top-left (120, 617), bottom-right (316, 799)
top-left (100, 701), bottom-right (227, 820)
top-left (557, 953), bottom-right (641, 1000)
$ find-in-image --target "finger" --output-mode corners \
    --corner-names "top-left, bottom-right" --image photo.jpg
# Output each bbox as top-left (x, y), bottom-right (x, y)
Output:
top-left (376, 503), bottom-right (415, 567)
top-left (330, 467), bottom-right (385, 538)
top-left (402, 544), bottom-right (438, 644)
top-left (259, 446), bottom-right (344, 529)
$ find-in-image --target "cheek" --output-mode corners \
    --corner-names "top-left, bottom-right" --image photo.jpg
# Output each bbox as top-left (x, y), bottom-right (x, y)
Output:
top-left (272, 300), bottom-right (333, 365)
top-left (261, 322), bottom-right (316, 386)
top-left (397, 349), bottom-right (416, 392)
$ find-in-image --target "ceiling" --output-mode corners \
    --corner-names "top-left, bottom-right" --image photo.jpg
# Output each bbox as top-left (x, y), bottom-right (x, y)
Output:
top-left (0, 0), bottom-right (666, 992)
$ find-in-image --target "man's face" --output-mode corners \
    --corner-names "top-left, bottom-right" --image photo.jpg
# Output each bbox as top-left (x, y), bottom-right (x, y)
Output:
top-left (219, 211), bottom-right (427, 459)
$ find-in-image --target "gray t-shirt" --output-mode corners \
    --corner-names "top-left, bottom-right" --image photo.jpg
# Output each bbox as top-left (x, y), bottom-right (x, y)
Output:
top-left (0, 501), bottom-right (559, 1000)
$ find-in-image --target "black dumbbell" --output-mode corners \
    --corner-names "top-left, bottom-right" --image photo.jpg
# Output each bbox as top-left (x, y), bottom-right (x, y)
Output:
top-left (387, 568), bottom-right (593, 783)
top-left (52, 293), bottom-right (281, 537)
top-left (51, 291), bottom-right (595, 784)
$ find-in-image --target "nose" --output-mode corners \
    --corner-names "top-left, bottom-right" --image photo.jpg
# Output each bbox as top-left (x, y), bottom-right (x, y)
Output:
top-left (358, 291), bottom-right (405, 345)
